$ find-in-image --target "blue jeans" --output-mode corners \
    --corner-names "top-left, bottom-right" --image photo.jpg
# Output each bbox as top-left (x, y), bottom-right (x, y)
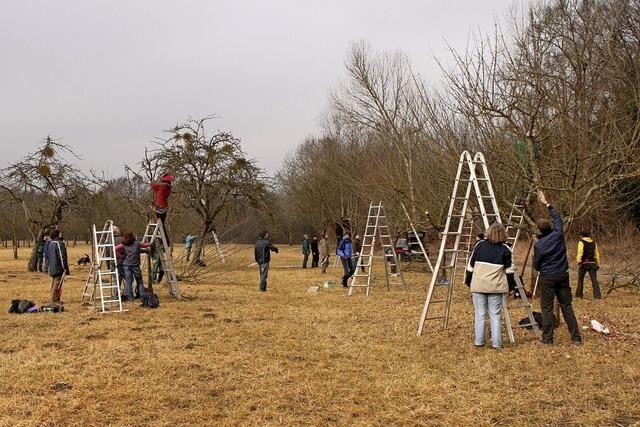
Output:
top-left (341, 257), bottom-right (355, 286)
top-left (123, 265), bottom-right (146, 301)
top-left (472, 292), bottom-right (504, 348)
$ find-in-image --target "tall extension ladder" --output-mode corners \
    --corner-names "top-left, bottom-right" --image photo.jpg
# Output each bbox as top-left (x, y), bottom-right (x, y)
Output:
top-left (141, 220), bottom-right (182, 299)
top-left (400, 203), bottom-right (434, 273)
top-left (348, 202), bottom-right (406, 296)
top-left (81, 221), bottom-right (125, 313)
top-left (416, 152), bottom-right (541, 343)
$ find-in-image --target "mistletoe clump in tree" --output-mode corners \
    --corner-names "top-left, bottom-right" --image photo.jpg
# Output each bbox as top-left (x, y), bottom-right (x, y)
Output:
top-left (0, 137), bottom-right (89, 271)
top-left (149, 117), bottom-right (266, 264)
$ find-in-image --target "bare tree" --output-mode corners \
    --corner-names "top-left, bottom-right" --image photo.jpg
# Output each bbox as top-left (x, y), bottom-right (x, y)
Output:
top-left (147, 117), bottom-right (266, 264)
top-left (0, 138), bottom-right (89, 270)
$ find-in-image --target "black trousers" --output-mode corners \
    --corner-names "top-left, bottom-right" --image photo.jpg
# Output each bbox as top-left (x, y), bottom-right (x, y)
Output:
top-left (576, 264), bottom-right (601, 299)
top-left (311, 252), bottom-right (319, 268)
top-left (155, 209), bottom-right (171, 247)
top-left (539, 272), bottom-right (582, 344)
top-left (302, 252), bottom-right (309, 268)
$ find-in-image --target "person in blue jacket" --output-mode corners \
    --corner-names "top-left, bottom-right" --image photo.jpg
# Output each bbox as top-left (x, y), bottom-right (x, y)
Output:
top-left (337, 231), bottom-right (355, 288)
top-left (533, 190), bottom-right (582, 345)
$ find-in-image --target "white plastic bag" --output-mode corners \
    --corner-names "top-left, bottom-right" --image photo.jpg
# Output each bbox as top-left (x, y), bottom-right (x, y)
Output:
top-left (590, 319), bottom-right (610, 335)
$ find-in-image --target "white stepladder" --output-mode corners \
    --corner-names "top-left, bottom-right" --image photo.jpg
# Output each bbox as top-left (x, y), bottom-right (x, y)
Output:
top-left (416, 151), bottom-right (541, 343)
top-left (141, 220), bottom-right (182, 299)
top-left (81, 220), bottom-right (125, 313)
top-left (348, 202), bottom-right (406, 296)
top-left (400, 203), bottom-right (434, 273)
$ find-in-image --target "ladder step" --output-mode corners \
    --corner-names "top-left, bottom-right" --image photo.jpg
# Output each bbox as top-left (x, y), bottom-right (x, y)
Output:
top-left (514, 323), bottom-right (534, 328)
top-left (509, 304), bottom-right (532, 310)
top-left (426, 315), bottom-right (446, 320)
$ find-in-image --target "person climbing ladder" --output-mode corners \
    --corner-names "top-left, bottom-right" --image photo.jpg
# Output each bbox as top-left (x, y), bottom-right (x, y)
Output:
top-left (150, 172), bottom-right (174, 246)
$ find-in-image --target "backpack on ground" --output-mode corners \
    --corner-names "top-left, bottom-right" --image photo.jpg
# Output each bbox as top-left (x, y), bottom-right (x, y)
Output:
top-left (141, 292), bottom-right (160, 308)
top-left (9, 299), bottom-right (35, 314)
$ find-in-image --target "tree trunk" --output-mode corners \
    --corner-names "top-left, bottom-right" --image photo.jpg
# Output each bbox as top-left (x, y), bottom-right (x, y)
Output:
top-left (12, 233), bottom-right (18, 260)
top-left (190, 229), bottom-right (209, 266)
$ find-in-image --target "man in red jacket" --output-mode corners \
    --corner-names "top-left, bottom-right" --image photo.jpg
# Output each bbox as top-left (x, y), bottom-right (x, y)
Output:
top-left (150, 172), bottom-right (173, 245)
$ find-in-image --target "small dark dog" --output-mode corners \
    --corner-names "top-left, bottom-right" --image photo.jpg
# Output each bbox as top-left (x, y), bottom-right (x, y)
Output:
top-left (77, 254), bottom-right (91, 267)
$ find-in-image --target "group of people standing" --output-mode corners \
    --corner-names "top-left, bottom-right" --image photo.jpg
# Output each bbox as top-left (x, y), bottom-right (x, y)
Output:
top-left (465, 190), bottom-right (601, 348)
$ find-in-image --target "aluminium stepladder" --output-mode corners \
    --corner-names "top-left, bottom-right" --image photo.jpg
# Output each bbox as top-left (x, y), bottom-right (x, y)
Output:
top-left (141, 220), bottom-right (182, 299)
top-left (348, 202), bottom-right (406, 296)
top-left (81, 220), bottom-right (125, 313)
top-left (416, 151), bottom-right (541, 343)
top-left (400, 203), bottom-right (434, 273)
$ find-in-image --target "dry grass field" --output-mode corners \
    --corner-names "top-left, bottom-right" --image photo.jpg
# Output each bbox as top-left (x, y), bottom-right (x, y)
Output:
top-left (0, 243), bottom-right (639, 426)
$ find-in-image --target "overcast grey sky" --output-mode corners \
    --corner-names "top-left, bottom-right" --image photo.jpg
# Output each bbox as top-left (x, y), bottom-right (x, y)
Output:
top-left (0, 0), bottom-right (517, 176)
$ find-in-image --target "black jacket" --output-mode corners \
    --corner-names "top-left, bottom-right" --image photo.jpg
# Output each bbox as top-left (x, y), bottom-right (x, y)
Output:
top-left (255, 238), bottom-right (278, 264)
top-left (533, 206), bottom-right (569, 277)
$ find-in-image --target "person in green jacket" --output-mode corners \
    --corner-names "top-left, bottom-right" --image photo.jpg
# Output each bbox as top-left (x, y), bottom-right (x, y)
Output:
top-left (152, 245), bottom-right (165, 285)
top-left (36, 239), bottom-right (45, 273)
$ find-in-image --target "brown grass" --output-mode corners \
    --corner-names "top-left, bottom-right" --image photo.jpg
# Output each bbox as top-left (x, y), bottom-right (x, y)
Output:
top-left (0, 244), bottom-right (639, 426)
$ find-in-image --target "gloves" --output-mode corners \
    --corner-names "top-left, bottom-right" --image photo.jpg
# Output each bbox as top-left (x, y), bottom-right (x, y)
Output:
top-left (464, 271), bottom-right (472, 287)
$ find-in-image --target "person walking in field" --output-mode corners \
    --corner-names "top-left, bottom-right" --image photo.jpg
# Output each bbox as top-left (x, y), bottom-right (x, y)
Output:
top-left (48, 229), bottom-right (70, 305)
top-left (115, 232), bottom-right (152, 302)
top-left (254, 231), bottom-right (279, 292)
top-left (150, 172), bottom-right (174, 246)
top-left (311, 236), bottom-right (320, 268)
top-left (465, 223), bottom-right (515, 349)
top-left (301, 234), bottom-right (310, 269)
top-left (533, 191), bottom-right (582, 345)
top-left (575, 230), bottom-right (601, 299)
top-left (318, 232), bottom-right (330, 274)
top-left (338, 231), bottom-right (355, 288)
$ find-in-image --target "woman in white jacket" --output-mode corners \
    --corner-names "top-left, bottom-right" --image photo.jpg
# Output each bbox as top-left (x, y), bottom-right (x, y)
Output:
top-left (464, 223), bottom-right (516, 349)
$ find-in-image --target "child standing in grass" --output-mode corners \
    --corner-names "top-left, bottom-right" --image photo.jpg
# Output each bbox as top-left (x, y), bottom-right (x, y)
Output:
top-left (115, 232), bottom-right (151, 302)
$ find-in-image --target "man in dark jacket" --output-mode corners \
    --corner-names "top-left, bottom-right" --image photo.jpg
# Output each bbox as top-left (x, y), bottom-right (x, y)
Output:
top-left (301, 234), bottom-right (310, 269)
top-left (255, 231), bottom-right (278, 292)
top-left (311, 236), bottom-right (319, 268)
top-left (48, 229), bottom-right (70, 305)
top-left (533, 191), bottom-right (582, 345)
